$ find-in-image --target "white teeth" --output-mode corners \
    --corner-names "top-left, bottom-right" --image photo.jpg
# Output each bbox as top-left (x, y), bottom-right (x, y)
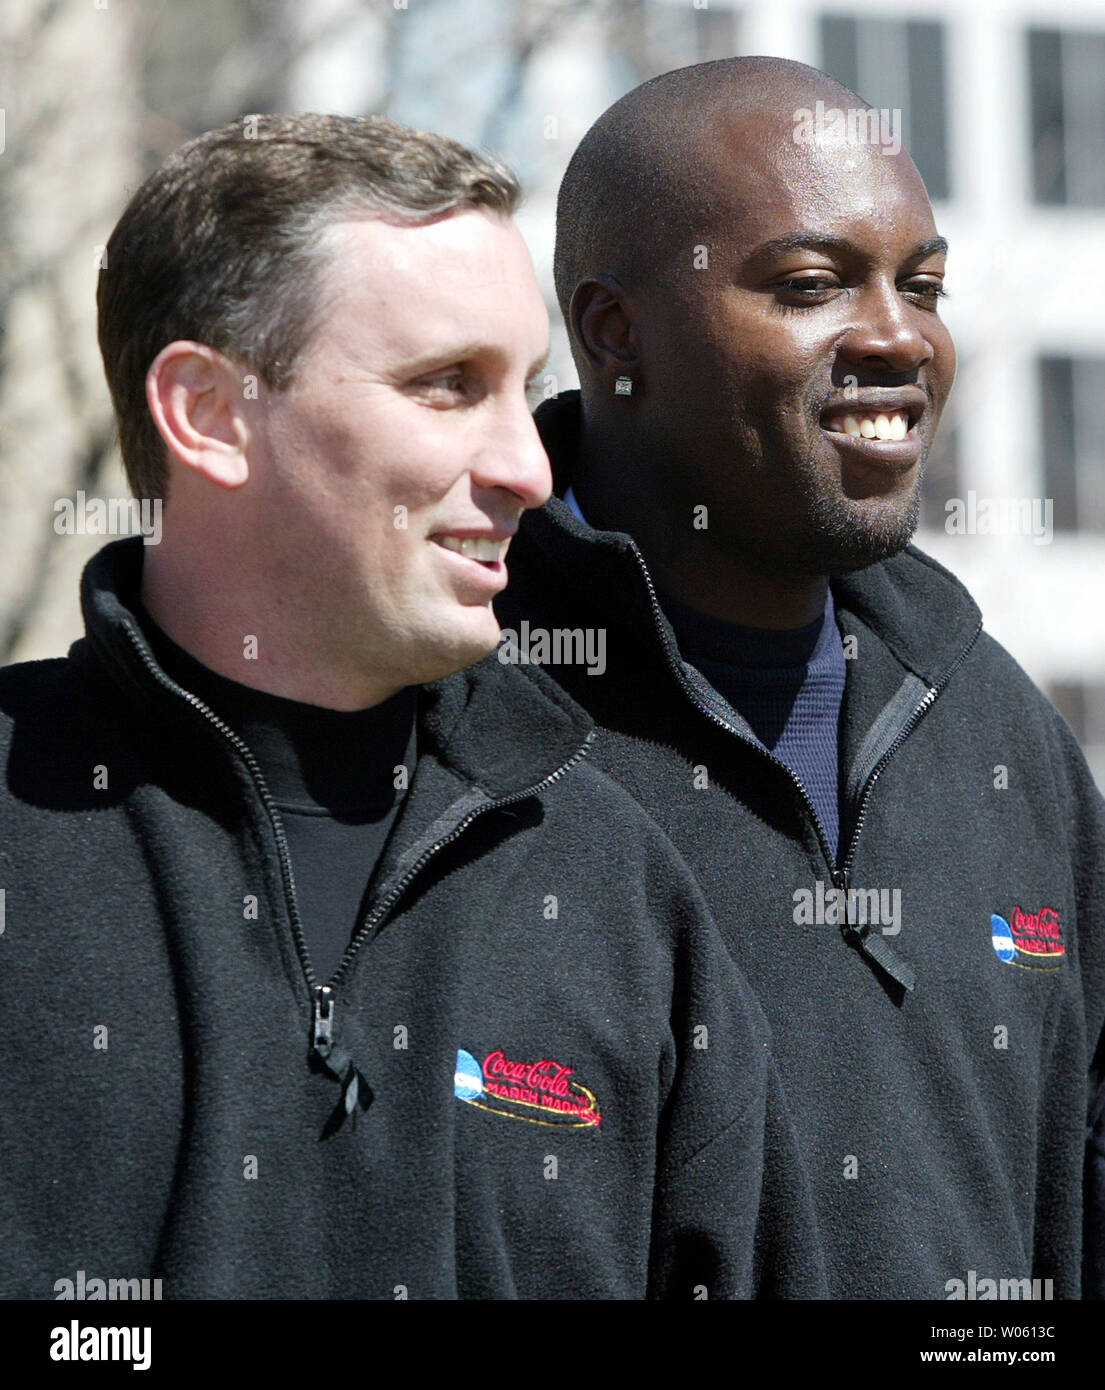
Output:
top-left (827, 410), bottom-right (910, 441)
top-left (436, 535), bottom-right (507, 562)
top-left (460, 537), bottom-right (503, 562)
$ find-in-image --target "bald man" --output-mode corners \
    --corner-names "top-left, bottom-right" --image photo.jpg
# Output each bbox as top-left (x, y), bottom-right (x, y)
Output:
top-left (497, 57), bottom-right (1105, 1299)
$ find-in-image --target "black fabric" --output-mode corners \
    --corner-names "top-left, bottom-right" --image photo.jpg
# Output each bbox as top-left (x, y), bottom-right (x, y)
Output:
top-left (653, 586), bottom-right (846, 859)
top-left (1086, 1057), bottom-right (1105, 1297)
top-left (0, 535), bottom-right (828, 1300)
top-left (495, 389), bottom-right (1105, 1299)
top-left (130, 600), bottom-right (416, 984)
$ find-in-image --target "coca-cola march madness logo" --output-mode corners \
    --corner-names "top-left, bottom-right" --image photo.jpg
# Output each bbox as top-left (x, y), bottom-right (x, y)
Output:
top-left (990, 905), bottom-right (1066, 972)
top-left (454, 1047), bottom-right (602, 1128)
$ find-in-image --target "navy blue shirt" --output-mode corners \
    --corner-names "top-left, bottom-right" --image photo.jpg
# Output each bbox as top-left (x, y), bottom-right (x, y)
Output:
top-left (661, 586), bottom-right (850, 856)
top-left (562, 487), bottom-right (847, 857)
top-left (658, 588), bottom-right (847, 859)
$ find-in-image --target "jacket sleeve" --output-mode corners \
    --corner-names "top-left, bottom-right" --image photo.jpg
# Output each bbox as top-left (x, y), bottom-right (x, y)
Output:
top-left (645, 861), bottom-right (827, 1300)
top-left (1056, 716), bottom-right (1105, 1046)
top-left (1085, 1053), bottom-right (1105, 1299)
top-left (1046, 709), bottom-right (1105, 1296)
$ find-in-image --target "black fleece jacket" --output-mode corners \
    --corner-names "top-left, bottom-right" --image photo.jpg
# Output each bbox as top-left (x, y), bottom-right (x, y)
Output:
top-left (0, 536), bottom-right (826, 1301)
top-left (495, 391), bottom-right (1105, 1300)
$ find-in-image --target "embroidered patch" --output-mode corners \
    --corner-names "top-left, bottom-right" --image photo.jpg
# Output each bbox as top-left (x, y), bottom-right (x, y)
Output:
top-left (990, 906), bottom-right (1065, 972)
top-left (454, 1048), bottom-right (601, 1128)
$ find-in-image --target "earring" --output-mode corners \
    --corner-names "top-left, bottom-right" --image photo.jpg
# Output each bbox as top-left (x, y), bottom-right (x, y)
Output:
top-left (614, 376), bottom-right (633, 396)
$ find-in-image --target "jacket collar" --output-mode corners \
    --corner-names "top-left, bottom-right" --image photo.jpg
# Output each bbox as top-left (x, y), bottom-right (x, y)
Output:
top-left (79, 536), bottom-right (593, 802)
top-left (530, 391), bottom-right (983, 688)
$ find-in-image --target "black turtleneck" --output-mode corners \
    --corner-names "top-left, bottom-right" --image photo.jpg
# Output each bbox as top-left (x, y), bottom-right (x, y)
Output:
top-left (132, 600), bottom-right (417, 982)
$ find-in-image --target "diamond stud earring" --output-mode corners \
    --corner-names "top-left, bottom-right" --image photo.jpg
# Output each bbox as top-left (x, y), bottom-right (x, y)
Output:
top-left (614, 376), bottom-right (633, 396)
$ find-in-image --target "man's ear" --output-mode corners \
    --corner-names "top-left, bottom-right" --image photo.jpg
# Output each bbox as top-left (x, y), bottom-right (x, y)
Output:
top-left (145, 341), bottom-right (251, 489)
top-left (569, 276), bottom-right (637, 385)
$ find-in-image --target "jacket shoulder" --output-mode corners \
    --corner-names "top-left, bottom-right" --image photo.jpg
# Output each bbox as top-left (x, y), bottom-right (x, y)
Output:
top-left (0, 645), bottom-right (127, 808)
top-left (969, 628), bottom-right (1083, 750)
top-left (541, 752), bottom-right (722, 926)
top-left (0, 651), bottom-right (98, 739)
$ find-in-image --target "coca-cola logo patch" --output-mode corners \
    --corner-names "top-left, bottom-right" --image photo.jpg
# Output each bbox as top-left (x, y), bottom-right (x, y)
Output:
top-left (454, 1047), bottom-right (601, 1128)
top-left (990, 906), bottom-right (1065, 972)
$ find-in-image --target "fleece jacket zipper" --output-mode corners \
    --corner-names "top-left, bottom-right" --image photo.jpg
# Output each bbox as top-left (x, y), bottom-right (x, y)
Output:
top-left (624, 543), bottom-right (983, 992)
top-left (308, 733), bottom-right (594, 1084)
top-left (121, 622), bottom-right (593, 1102)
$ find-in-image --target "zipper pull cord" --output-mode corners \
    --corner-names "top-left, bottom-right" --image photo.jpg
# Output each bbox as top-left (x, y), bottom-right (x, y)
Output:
top-left (312, 985), bottom-right (372, 1134)
top-left (832, 868), bottom-right (916, 993)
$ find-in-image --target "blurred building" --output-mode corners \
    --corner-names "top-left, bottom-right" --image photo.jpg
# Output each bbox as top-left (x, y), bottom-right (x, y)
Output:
top-left (740, 0), bottom-right (1105, 787)
top-left (5, 0), bottom-right (1104, 783)
top-left (376, 0), bottom-right (1105, 783)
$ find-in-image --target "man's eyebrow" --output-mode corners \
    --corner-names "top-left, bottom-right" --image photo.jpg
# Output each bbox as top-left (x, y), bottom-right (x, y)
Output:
top-left (744, 231), bottom-right (949, 265)
top-left (906, 236), bottom-right (949, 260)
top-left (398, 342), bottom-right (493, 376)
top-left (398, 343), bottom-right (551, 379)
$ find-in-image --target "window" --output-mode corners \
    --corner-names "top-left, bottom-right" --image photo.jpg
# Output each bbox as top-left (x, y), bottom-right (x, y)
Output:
top-left (820, 16), bottom-right (950, 201)
top-left (1047, 682), bottom-right (1105, 791)
top-left (1028, 28), bottom-right (1105, 207)
top-left (1038, 357), bottom-right (1105, 534)
top-left (615, 1), bottom-right (741, 84)
top-left (919, 410), bottom-right (960, 532)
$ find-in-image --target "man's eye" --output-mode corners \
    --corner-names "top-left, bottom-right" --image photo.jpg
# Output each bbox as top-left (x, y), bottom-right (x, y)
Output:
top-left (410, 371), bottom-right (473, 405)
top-left (902, 280), bottom-right (948, 303)
top-left (775, 277), bottom-right (839, 298)
top-left (420, 373), bottom-right (466, 393)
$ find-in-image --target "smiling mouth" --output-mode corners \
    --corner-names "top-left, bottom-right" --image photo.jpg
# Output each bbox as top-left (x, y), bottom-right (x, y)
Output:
top-left (431, 535), bottom-right (510, 567)
top-left (822, 409), bottom-right (912, 441)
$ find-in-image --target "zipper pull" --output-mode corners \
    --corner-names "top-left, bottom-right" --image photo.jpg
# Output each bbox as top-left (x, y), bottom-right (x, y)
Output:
top-left (832, 866), bottom-right (916, 993)
top-left (310, 984), bottom-right (373, 1134)
top-left (831, 867), bottom-right (861, 930)
top-left (313, 984), bottom-right (334, 1059)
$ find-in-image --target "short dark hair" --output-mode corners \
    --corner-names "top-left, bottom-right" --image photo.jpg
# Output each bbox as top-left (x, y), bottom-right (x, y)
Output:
top-left (97, 113), bottom-right (521, 501)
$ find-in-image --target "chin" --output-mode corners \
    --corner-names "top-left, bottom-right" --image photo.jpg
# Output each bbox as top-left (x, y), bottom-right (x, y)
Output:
top-left (818, 528), bottom-right (919, 576)
top-left (806, 490), bottom-right (922, 575)
top-left (414, 609), bottom-right (502, 682)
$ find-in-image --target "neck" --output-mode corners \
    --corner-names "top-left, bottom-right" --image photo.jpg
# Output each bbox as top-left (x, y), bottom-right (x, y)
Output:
top-left (657, 566), bottom-right (829, 629)
top-left (140, 541), bottom-right (404, 712)
top-left (572, 432), bottom-right (828, 631)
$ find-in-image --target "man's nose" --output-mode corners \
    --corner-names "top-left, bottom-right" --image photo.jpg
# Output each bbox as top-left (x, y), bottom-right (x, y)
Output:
top-left (837, 280), bottom-right (935, 375)
top-left (470, 399), bottom-right (553, 510)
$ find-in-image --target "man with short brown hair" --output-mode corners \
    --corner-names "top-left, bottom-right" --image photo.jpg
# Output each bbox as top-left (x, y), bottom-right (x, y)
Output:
top-left (0, 113), bottom-right (825, 1300)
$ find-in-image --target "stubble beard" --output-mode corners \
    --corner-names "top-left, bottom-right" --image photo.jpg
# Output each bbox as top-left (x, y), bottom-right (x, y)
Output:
top-left (802, 473), bottom-right (925, 575)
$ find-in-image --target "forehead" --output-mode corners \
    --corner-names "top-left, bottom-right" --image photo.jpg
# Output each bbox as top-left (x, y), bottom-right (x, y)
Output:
top-left (314, 210), bottom-right (546, 363)
top-left (695, 111), bottom-right (938, 257)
